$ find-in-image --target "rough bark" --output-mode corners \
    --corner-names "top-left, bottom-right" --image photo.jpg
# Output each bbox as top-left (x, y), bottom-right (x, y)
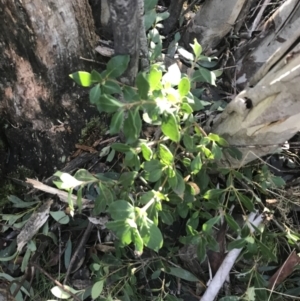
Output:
top-left (182, 0), bottom-right (247, 52)
top-left (109, 0), bottom-right (141, 85)
top-left (162, 0), bottom-right (185, 35)
top-left (0, 0), bottom-right (98, 179)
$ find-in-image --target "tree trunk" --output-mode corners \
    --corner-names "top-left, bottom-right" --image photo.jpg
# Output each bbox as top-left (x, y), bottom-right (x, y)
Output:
top-left (0, 0), bottom-right (98, 180)
top-left (205, 0), bottom-right (300, 168)
top-left (182, 0), bottom-right (249, 52)
top-left (109, 0), bottom-right (141, 84)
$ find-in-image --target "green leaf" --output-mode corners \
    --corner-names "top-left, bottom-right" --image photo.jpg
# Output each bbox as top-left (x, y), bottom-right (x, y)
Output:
top-left (158, 144), bottom-right (174, 165)
top-left (181, 102), bottom-right (193, 114)
top-left (144, 9), bottom-right (156, 31)
top-left (111, 143), bottom-right (132, 153)
top-left (139, 218), bottom-right (163, 251)
top-left (136, 72), bottom-right (150, 99)
top-left (143, 160), bottom-right (163, 182)
top-left (102, 80), bottom-right (122, 94)
top-left (119, 171), bottom-right (138, 188)
top-left (191, 39), bottom-right (202, 60)
top-left (208, 133), bottom-right (229, 147)
top-left (256, 239), bottom-right (277, 262)
top-left (106, 219), bottom-right (135, 246)
top-left (148, 67), bottom-right (162, 91)
top-left (161, 113), bottom-right (180, 142)
top-left (98, 182), bottom-right (114, 205)
top-left (203, 189), bottom-right (224, 200)
top-left (238, 193), bottom-right (254, 212)
top-left (144, 0), bottom-right (158, 12)
top-left (107, 55), bottom-right (130, 78)
top-left (219, 297), bottom-right (240, 301)
top-left (160, 210), bottom-right (173, 225)
top-left (21, 248), bottom-right (31, 272)
top-left (178, 77), bottom-right (190, 97)
top-left (124, 108), bottom-right (142, 144)
top-left (202, 216), bottom-right (220, 233)
top-left (132, 228), bottom-right (144, 256)
top-left (110, 110), bottom-right (124, 135)
top-left (107, 200), bottom-right (135, 220)
top-left (64, 239), bottom-right (72, 270)
top-left (89, 84), bottom-right (101, 104)
top-left (225, 214), bottom-right (241, 232)
top-left (123, 85), bottom-right (139, 103)
top-left (197, 237), bottom-right (207, 263)
top-left (69, 71), bottom-right (92, 87)
top-left (192, 67), bottom-right (217, 86)
top-left (225, 147), bottom-right (243, 160)
top-left (191, 154), bottom-right (202, 174)
top-left (97, 94), bottom-right (124, 113)
top-left (50, 211), bottom-right (70, 225)
top-left (211, 142), bottom-right (222, 160)
top-left (93, 195), bottom-right (107, 215)
top-left (8, 196), bottom-right (39, 208)
top-left (141, 143), bottom-right (153, 161)
top-left (156, 11), bottom-right (170, 22)
top-left (91, 69), bottom-right (102, 82)
top-left (172, 171), bottom-right (185, 197)
top-left (183, 133), bottom-right (195, 151)
top-left (228, 238), bottom-right (246, 251)
top-left (163, 267), bottom-right (199, 282)
top-left (74, 169), bottom-right (97, 182)
top-left (271, 176), bottom-right (285, 187)
top-left (91, 280), bottom-right (104, 299)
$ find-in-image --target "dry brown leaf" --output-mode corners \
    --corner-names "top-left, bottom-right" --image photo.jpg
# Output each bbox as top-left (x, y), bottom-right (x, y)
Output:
top-left (268, 250), bottom-right (300, 289)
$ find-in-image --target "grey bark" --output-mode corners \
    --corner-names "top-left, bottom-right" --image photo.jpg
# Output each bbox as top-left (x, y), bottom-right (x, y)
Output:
top-left (162, 0), bottom-right (185, 35)
top-left (109, 0), bottom-right (141, 85)
top-left (182, 0), bottom-right (247, 52)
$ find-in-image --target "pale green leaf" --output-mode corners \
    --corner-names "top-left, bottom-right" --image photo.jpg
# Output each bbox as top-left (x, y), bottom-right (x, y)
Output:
top-left (91, 280), bottom-right (104, 299)
top-left (161, 113), bottom-right (180, 142)
top-left (69, 71), bottom-right (92, 87)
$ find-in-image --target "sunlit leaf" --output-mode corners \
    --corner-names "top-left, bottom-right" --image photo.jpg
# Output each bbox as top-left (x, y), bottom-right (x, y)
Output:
top-left (191, 38), bottom-right (202, 60)
top-left (69, 71), bottom-right (92, 87)
top-left (158, 144), bottom-right (174, 165)
top-left (178, 77), bottom-right (190, 97)
top-left (141, 143), bottom-right (153, 161)
top-left (161, 113), bottom-right (180, 142)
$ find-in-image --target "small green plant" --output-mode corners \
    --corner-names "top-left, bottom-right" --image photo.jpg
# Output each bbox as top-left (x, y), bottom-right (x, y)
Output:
top-left (57, 37), bottom-right (284, 300)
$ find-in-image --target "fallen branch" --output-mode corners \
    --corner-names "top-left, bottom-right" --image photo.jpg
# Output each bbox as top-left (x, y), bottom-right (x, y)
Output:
top-left (26, 178), bottom-right (93, 208)
top-left (200, 212), bottom-right (265, 301)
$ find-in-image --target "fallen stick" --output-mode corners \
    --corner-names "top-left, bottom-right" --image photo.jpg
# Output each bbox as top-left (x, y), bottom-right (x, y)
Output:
top-left (200, 212), bottom-right (264, 301)
top-left (26, 178), bottom-right (93, 208)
